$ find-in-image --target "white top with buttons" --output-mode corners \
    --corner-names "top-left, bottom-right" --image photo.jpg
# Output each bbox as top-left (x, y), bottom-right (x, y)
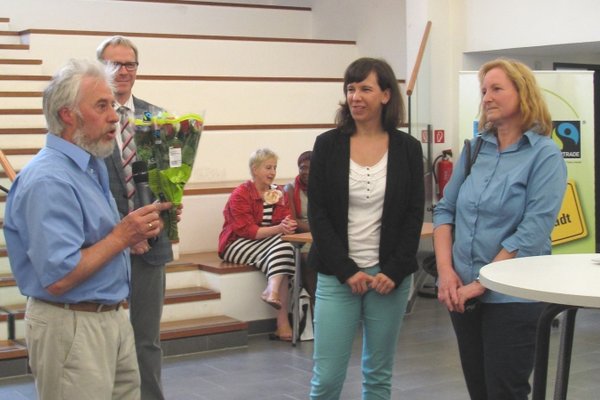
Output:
top-left (347, 152), bottom-right (388, 269)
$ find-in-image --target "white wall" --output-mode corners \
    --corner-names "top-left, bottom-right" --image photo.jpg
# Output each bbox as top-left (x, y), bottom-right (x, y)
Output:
top-left (463, 0), bottom-right (600, 52)
top-left (310, 0), bottom-right (407, 79)
top-left (8, 0), bottom-right (312, 38)
top-left (406, 0), bottom-right (600, 157)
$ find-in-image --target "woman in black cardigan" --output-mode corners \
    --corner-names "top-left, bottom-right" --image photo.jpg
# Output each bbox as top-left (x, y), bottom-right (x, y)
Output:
top-left (308, 58), bottom-right (424, 399)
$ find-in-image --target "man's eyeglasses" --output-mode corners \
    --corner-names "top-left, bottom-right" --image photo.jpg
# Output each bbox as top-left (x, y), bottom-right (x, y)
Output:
top-left (106, 61), bottom-right (139, 71)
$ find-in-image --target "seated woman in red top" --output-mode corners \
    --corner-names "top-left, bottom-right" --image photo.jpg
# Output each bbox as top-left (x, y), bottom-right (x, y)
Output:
top-left (218, 148), bottom-right (298, 341)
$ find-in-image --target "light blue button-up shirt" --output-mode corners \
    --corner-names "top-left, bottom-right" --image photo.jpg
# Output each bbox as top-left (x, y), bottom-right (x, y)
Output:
top-left (4, 133), bottom-right (130, 304)
top-left (433, 130), bottom-right (567, 303)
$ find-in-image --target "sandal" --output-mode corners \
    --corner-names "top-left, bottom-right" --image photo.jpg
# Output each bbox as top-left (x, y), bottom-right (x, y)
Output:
top-left (269, 328), bottom-right (293, 342)
top-left (261, 292), bottom-right (281, 310)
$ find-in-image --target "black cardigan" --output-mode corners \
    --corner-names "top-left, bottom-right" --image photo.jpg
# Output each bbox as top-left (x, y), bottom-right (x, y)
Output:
top-left (307, 128), bottom-right (425, 287)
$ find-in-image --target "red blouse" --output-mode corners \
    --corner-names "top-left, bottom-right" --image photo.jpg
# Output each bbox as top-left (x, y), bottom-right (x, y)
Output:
top-left (218, 180), bottom-right (292, 255)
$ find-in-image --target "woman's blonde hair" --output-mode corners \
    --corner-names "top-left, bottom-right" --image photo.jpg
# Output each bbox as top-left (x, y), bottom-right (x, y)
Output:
top-left (249, 148), bottom-right (278, 177)
top-left (478, 58), bottom-right (552, 136)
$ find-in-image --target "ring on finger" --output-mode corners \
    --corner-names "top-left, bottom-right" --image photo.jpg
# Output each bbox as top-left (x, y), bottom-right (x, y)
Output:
top-left (148, 222), bottom-right (153, 229)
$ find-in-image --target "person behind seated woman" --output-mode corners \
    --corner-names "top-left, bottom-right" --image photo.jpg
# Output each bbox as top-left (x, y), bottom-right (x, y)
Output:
top-left (285, 151), bottom-right (311, 233)
top-left (218, 148), bottom-right (298, 341)
top-left (284, 150), bottom-right (316, 301)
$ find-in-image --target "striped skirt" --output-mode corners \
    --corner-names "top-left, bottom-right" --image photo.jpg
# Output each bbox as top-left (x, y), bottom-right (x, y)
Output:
top-left (222, 234), bottom-right (295, 278)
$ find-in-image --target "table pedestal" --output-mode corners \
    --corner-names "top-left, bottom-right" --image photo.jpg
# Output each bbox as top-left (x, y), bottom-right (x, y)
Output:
top-left (291, 242), bottom-right (302, 346)
top-left (533, 304), bottom-right (579, 400)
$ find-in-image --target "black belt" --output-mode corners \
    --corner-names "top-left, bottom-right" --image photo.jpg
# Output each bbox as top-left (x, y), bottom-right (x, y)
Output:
top-left (39, 299), bottom-right (123, 312)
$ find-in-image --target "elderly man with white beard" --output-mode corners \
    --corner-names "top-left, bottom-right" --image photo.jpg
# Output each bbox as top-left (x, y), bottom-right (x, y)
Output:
top-left (3, 59), bottom-right (172, 400)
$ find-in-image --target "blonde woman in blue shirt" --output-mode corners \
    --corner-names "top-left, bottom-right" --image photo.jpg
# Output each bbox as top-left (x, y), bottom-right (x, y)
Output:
top-left (433, 58), bottom-right (567, 400)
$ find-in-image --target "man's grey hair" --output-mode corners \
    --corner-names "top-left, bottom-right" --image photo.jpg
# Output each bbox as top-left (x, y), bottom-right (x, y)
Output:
top-left (43, 58), bottom-right (115, 136)
top-left (96, 35), bottom-right (139, 62)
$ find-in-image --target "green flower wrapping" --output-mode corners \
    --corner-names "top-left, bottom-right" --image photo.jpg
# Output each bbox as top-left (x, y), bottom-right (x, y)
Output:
top-left (133, 112), bottom-right (204, 241)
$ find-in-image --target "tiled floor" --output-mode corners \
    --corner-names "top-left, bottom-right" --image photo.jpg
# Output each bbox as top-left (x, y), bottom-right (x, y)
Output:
top-left (1, 296), bottom-right (600, 399)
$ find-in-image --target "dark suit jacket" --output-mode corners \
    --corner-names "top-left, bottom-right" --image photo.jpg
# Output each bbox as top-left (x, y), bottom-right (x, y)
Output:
top-left (307, 128), bottom-right (424, 287)
top-left (105, 96), bottom-right (173, 266)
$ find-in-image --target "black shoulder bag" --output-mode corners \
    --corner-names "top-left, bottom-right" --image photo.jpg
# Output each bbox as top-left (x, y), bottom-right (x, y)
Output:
top-left (463, 136), bottom-right (483, 177)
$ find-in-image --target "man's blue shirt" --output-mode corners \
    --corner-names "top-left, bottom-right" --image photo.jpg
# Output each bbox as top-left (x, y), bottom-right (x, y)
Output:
top-left (433, 131), bottom-right (567, 303)
top-left (4, 133), bottom-right (130, 303)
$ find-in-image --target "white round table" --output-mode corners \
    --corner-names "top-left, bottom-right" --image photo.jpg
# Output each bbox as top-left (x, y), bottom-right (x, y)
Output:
top-left (480, 254), bottom-right (600, 400)
top-left (480, 253), bottom-right (600, 308)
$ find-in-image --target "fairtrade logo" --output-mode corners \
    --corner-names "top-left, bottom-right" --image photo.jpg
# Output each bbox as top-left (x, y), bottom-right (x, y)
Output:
top-left (552, 121), bottom-right (580, 159)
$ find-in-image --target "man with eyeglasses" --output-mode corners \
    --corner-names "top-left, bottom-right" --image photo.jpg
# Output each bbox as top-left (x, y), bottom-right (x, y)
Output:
top-left (96, 36), bottom-right (174, 400)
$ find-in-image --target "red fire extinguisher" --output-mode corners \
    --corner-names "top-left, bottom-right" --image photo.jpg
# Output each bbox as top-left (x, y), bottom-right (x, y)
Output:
top-left (433, 149), bottom-right (453, 200)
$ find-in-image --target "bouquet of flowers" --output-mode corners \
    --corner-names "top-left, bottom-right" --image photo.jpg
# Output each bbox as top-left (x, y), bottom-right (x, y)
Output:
top-left (133, 111), bottom-right (204, 241)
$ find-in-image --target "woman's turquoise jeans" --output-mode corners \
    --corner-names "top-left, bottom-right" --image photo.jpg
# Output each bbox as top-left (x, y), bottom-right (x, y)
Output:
top-left (310, 266), bottom-right (411, 400)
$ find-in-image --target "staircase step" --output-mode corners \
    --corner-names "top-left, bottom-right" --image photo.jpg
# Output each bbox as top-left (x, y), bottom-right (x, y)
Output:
top-left (0, 315), bottom-right (247, 374)
top-left (165, 262), bottom-right (201, 274)
top-left (0, 340), bottom-right (26, 360)
top-left (160, 315), bottom-right (247, 341)
top-left (0, 286), bottom-right (219, 317)
top-left (0, 59), bottom-right (42, 65)
top-left (0, 108), bottom-right (43, 114)
top-left (0, 148), bottom-right (38, 155)
top-left (164, 286), bottom-right (220, 305)
top-left (0, 303), bottom-right (24, 322)
top-left (177, 252), bottom-right (255, 274)
top-left (0, 44), bottom-right (28, 50)
top-left (0, 91), bottom-right (42, 97)
top-left (0, 273), bottom-right (15, 287)
top-left (0, 74), bottom-right (50, 81)
top-left (0, 293), bottom-right (239, 344)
